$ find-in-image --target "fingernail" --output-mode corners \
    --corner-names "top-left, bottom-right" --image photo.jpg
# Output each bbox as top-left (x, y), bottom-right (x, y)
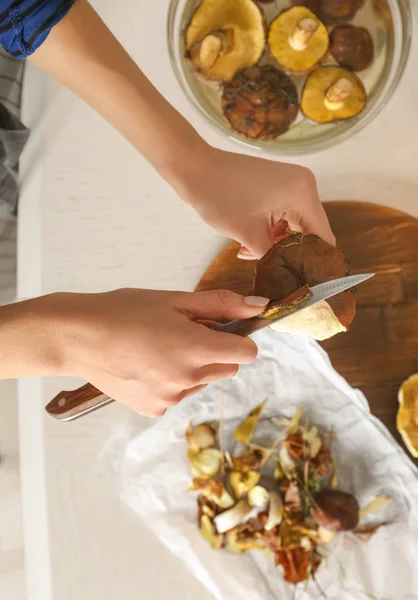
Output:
top-left (244, 296), bottom-right (270, 307)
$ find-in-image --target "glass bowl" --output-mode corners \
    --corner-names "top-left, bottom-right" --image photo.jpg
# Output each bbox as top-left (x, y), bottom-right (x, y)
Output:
top-left (167, 0), bottom-right (412, 155)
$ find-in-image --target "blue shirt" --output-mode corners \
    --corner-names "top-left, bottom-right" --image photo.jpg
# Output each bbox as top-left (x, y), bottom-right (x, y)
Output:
top-left (0, 0), bottom-right (74, 59)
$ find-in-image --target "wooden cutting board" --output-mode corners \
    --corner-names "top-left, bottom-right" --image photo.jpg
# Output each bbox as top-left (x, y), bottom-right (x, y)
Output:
top-left (196, 201), bottom-right (418, 465)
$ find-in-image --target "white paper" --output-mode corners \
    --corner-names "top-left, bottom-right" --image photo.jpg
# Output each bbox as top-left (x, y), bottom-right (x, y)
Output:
top-left (102, 330), bottom-right (418, 600)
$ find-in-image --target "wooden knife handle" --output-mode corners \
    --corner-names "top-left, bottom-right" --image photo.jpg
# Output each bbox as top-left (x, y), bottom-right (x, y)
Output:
top-left (45, 317), bottom-right (271, 422)
top-left (45, 383), bottom-right (113, 421)
top-left (212, 316), bottom-right (268, 337)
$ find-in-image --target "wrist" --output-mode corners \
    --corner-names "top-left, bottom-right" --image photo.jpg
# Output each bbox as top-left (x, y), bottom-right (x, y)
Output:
top-left (162, 134), bottom-right (212, 200)
top-left (0, 294), bottom-right (72, 379)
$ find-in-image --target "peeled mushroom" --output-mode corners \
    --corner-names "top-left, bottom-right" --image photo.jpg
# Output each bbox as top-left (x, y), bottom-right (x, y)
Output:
top-left (301, 66), bottom-right (366, 123)
top-left (185, 0), bottom-right (266, 82)
top-left (251, 233), bottom-right (356, 341)
top-left (269, 7), bottom-right (329, 75)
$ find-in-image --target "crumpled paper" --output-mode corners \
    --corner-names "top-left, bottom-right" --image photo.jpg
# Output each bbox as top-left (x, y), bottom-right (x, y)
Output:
top-left (102, 330), bottom-right (418, 600)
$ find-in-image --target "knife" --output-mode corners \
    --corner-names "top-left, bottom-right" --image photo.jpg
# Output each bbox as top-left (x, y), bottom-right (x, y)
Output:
top-left (45, 273), bottom-right (374, 422)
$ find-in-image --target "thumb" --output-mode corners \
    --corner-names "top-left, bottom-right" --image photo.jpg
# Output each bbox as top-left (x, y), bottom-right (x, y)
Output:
top-left (171, 290), bottom-right (270, 321)
top-left (287, 205), bottom-right (336, 247)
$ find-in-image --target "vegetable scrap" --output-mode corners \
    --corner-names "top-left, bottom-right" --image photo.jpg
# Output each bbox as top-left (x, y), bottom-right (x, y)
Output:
top-left (186, 402), bottom-right (392, 586)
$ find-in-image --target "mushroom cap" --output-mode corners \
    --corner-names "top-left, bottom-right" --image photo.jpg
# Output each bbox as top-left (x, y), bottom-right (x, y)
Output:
top-left (251, 233), bottom-right (356, 340)
top-left (269, 6), bottom-right (329, 74)
top-left (185, 0), bottom-right (266, 82)
top-left (330, 24), bottom-right (374, 72)
top-left (222, 65), bottom-right (299, 140)
top-left (301, 66), bottom-right (367, 123)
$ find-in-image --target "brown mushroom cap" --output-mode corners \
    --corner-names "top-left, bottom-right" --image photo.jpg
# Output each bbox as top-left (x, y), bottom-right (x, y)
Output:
top-left (301, 66), bottom-right (366, 123)
top-left (312, 489), bottom-right (360, 531)
top-left (185, 0), bottom-right (266, 82)
top-left (269, 7), bottom-right (329, 75)
top-left (222, 65), bottom-right (299, 140)
top-left (290, 0), bottom-right (365, 24)
top-left (330, 24), bottom-right (374, 72)
top-left (251, 233), bottom-right (355, 340)
top-left (319, 0), bottom-right (365, 23)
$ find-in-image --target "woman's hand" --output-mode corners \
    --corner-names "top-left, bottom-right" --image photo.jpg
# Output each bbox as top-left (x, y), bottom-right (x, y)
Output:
top-left (178, 146), bottom-right (335, 260)
top-left (0, 289), bottom-right (269, 417)
top-left (30, 0), bottom-right (334, 263)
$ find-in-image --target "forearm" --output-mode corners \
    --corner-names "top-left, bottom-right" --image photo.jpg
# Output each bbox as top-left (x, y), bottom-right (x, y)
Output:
top-left (0, 297), bottom-right (65, 379)
top-left (29, 0), bottom-right (206, 186)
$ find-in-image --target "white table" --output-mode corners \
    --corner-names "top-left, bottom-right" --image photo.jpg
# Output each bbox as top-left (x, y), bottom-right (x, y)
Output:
top-left (18, 2), bottom-right (418, 599)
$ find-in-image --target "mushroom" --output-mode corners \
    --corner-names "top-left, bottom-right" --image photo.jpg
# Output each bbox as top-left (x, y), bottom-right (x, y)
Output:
top-left (301, 66), bottom-right (366, 123)
top-left (185, 0), bottom-right (266, 82)
top-left (318, 0), bottom-right (365, 24)
top-left (251, 233), bottom-right (356, 341)
top-left (397, 374), bottom-right (418, 458)
top-left (330, 24), bottom-right (374, 72)
top-left (269, 7), bottom-right (329, 75)
top-left (186, 422), bottom-right (217, 450)
top-left (290, 0), bottom-right (365, 24)
top-left (312, 489), bottom-right (359, 531)
top-left (221, 65), bottom-right (299, 140)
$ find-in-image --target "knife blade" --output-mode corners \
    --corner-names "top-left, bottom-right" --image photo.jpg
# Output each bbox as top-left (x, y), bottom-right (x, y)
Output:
top-left (45, 273), bottom-right (374, 421)
top-left (213, 273), bottom-right (374, 337)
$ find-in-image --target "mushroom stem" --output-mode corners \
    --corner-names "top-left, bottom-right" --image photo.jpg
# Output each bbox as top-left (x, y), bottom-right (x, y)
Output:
top-left (324, 77), bottom-right (353, 110)
top-left (199, 34), bottom-right (222, 68)
top-left (193, 28), bottom-right (235, 69)
top-left (289, 18), bottom-right (318, 51)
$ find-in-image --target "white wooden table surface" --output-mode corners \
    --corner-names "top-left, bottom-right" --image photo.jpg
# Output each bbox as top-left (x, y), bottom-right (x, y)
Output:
top-left (18, 1), bottom-right (418, 599)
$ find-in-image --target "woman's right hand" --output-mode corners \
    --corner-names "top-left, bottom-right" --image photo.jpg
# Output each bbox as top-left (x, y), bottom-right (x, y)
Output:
top-left (0, 289), bottom-right (269, 417)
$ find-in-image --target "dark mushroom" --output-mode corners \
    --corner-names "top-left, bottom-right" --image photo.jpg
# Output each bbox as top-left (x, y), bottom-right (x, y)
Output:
top-left (330, 24), bottom-right (374, 72)
top-left (312, 489), bottom-right (360, 531)
top-left (222, 65), bottom-right (299, 140)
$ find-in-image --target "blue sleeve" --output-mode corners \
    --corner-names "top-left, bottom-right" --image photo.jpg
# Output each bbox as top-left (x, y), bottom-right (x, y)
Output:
top-left (0, 0), bottom-right (75, 59)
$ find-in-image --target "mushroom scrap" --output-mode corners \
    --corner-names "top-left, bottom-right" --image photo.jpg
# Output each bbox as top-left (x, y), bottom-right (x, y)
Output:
top-left (186, 403), bottom-right (393, 585)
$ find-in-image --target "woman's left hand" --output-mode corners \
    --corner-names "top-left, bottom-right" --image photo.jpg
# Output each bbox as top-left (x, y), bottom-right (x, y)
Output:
top-left (178, 145), bottom-right (335, 260)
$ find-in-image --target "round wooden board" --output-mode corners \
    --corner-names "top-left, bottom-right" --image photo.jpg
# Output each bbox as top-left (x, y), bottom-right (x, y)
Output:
top-left (196, 201), bottom-right (418, 465)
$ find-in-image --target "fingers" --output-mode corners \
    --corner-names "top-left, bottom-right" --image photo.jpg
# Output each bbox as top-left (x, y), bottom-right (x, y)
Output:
top-left (123, 361), bottom-right (243, 418)
top-left (236, 229), bottom-right (274, 260)
top-left (237, 219), bottom-right (292, 259)
top-left (237, 245), bottom-right (258, 260)
top-left (196, 362), bottom-right (239, 384)
top-left (169, 384), bottom-right (208, 405)
top-left (286, 173), bottom-right (335, 246)
top-left (172, 289), bottom-right (269, 321)
top-left (288, 207), bottom-right (335, 247)
top-left (197, 327), bottom-right (259, 365)
top-left (305, 203), bottom-right (336, 246)
top-left (163, 363), bottom-right (239, 409)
